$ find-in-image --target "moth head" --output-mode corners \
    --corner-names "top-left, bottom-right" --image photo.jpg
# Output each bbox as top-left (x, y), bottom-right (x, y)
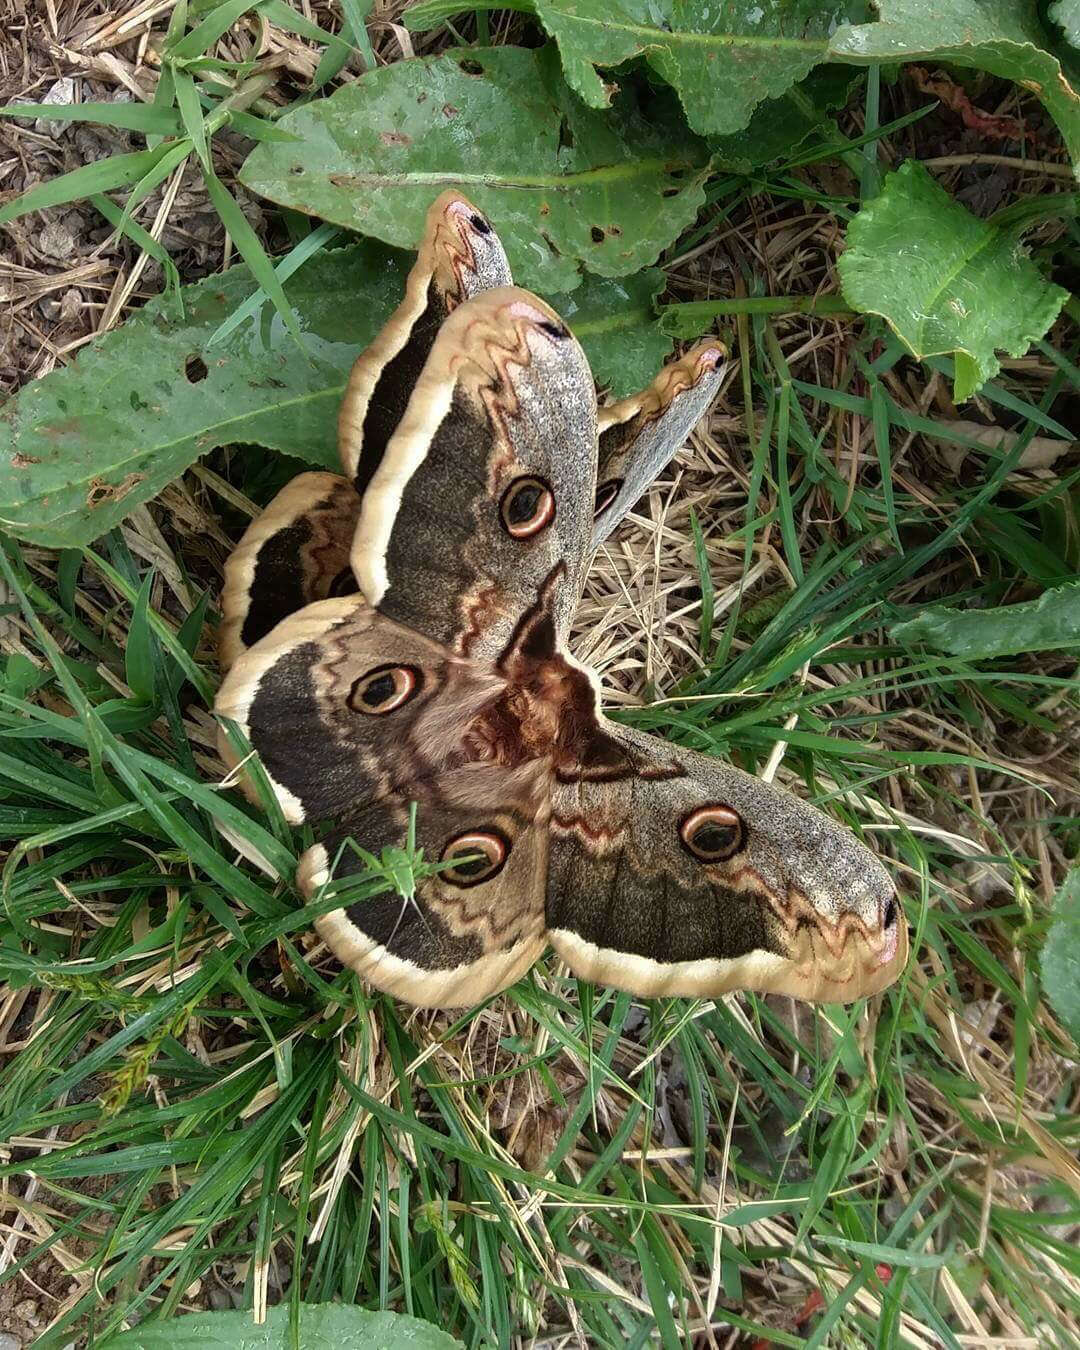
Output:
top-left (430, 191), bottom-right (513, 303)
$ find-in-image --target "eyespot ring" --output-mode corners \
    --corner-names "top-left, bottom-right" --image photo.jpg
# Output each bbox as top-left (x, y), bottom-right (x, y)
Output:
top-left (347, 664), bottom-right (421, 715)
top-left (440, 830), bottom-right (509, 887)
top-left (594, 478), bottom-right (622, 517)
top-left (500, 476), bottom-right (555, 539)
top-left (679, 805), bottom-right (745, 862)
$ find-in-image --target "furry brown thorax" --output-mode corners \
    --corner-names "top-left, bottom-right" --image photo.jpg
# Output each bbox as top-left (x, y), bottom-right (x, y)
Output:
top-left (466, 635), bottom-right (603, 774)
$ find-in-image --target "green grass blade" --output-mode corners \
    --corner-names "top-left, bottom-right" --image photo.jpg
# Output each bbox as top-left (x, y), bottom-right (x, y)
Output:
top-left (0, 146), bottom-right (175, 225)
top-left (202, 161), bottom-right (306, 346)
top-left (0, 101), bottom-right (182, 133)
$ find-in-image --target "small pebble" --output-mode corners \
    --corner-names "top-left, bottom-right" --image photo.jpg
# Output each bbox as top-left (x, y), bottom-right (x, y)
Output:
top-left (59, 287), bottom-right (83, 323)
top-left (36, 220), bottom-right (76, 259)
top-left (34, 77), bottom-right (76, 137)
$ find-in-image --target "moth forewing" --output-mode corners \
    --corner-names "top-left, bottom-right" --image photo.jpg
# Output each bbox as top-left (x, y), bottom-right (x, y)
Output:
top-left (339, 191), bottom-right (513, 488)
top-left (349, 286), bottom-right (598, 662)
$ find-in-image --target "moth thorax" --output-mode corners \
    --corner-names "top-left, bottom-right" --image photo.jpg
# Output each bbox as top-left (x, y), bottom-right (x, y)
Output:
top-left (463, 653), bottom-right (602, 770)
top-left (514, 655), bottom-right (603, 766)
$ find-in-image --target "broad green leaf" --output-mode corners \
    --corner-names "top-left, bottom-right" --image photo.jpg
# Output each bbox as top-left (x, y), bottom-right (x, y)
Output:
top-left (1041, 870), bottom-right (1080, 1044)
top-left (1050, 0), bottom-right (1080, 49)
top-left (889, 581), bottom-right (1080, 658)
top-left (710, 66), bottom-right (859, 172)
top-left (99, 1301), bottom-right (464, 1349)
top-left (0, 242), bottom-right (407, 547)
top-left (836, 161), bottom-right (1068, 402)
top-left (238, 44), bottom-right (709, 291)
top-left (548, 268), bottom-right (671, 394)
top-left (0, 240), bottom-right (677, 546)
top-left (830, 0), bottom-right (1080, 171)
top-left (406, 1), bottom-right (867, 138)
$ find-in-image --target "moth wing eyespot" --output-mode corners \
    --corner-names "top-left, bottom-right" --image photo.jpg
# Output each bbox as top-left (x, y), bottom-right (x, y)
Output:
top-left (679, 804), bottom-right (745, 862)
top-left (348, 664), bottom-right (421, 715)
top-left (468, 212), bottom-right (492, 235)
top-left (499, 476), bottom-right (556, 539)
top-left (882, 897), bottom-right (897, 929)
top-left (440, 830), bottom-right (509, 886)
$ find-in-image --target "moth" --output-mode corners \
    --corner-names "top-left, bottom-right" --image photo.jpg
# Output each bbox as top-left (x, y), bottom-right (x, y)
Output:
top-left (215, 192), bottom-right (907, 1009)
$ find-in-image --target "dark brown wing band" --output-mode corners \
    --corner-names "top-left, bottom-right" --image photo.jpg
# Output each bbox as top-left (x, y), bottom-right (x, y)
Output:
top-left (338, 191), bottom-right (512, 494)
top-left (218, 472), bottom-right (360, 675)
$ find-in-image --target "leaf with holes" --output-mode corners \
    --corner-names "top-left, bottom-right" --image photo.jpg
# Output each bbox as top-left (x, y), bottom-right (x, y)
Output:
top-left (1042, 870), bottom-right (1080, 1045)
top-left (830, 0), bottom-right (1080, 170)
top-left (99, 1302), bottom-right (464, 1349)
top-left (709, 66), bottom-right (860, 172)
top-left (409, 0), bottom-right (1080, 168)
top-left (402, 1), bottom-right (869, 138)
top-left (836, 161), bottom-right (1068, 402)
top-left (237, 44), bottom-right (709, 292)
top-left (0, 240), bottom-right (680, 546)
top-left (0, 241), bottom-right (408, 548)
